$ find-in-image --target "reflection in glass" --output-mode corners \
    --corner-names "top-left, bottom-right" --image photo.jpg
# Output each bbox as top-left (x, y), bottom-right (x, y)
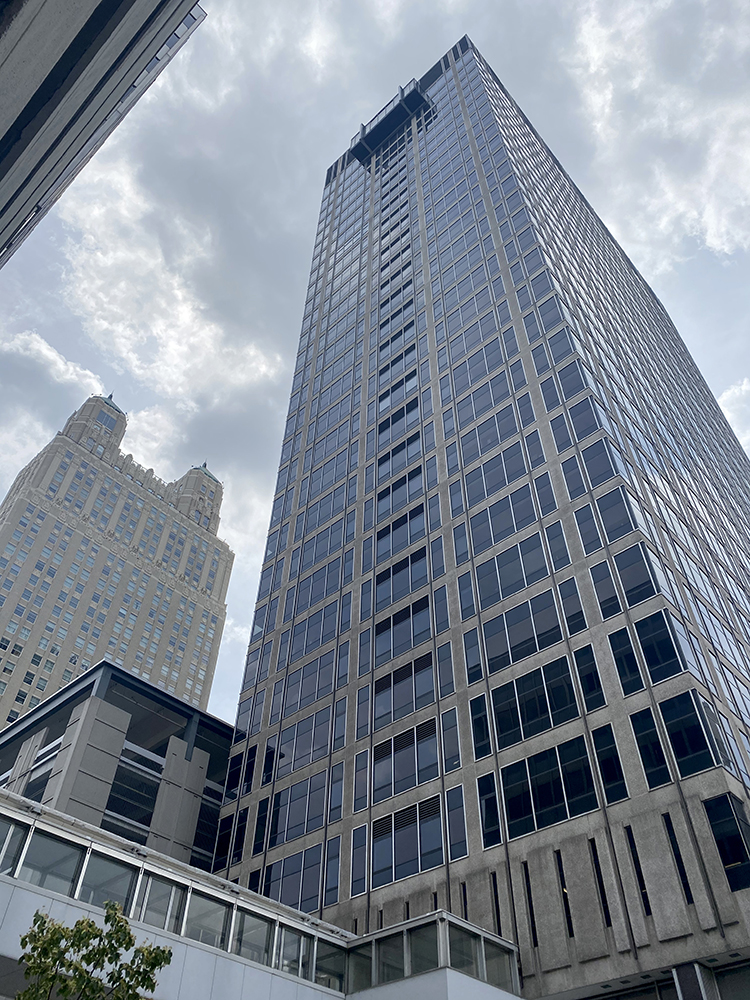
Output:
top-left (278, 926), bottom-right (312, 979)
top-left (78, 854), bottom-right (136, 910)
top-left (184, 891), bottom-right (231, 949)
top-left (409, 923), bottom-right (438, 974)
top-left (449, 923), bottom-right (480, 979)
top-left (134, 874), bottom-right (187, 934)
top-left (348, 943), bottom-right (372, 992)
top-left (0, 818), bottom-right (27, 875)
top-left (315, 940), bottom-right (347, 991)
top-left (18, 831), bottom-right (84, 896)
top-left (484, 939), bottom-right (513, 991)
top-left (377, 932), bottom-right (404, 983)
top-left (233, 909), bottom-right (273, 965)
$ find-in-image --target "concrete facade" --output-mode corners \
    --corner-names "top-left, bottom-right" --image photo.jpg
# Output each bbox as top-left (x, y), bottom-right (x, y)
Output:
top-left (220, 35), bottom-right (750, 1000)
top-left (0, 661), bottom-right (231, 869)
top-left (0, 0), bottom-right (205, 268)
top-left (0, 394), bottom-right (234, 720)
top-left (39, 694), bottom-right (130, 826)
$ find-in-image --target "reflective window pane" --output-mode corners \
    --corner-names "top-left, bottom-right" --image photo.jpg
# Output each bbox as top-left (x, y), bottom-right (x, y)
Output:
top-left (78, 853), bottom-right (136, 910)
top-left (18, 831), bottom-right (84, 896)
top-left (184, 891), bottom-right (231, 950)
top-left (316, 940), bottom-right (346, 991)
top-left (278, 926), bottom-right (313, 979)
top-left (377, 932), bottom-right (405, 983)
top-left (409, 922), bottom-right (439, 974)
top-left (484, 939), bottom-right (514, 991)
top-left (449, 923), bottom-right (480, 978)
top-left (0, 818), bottom-right (27, 875)
top-left (232, 909), bottom-right (273, 965)
top-left (348, 943), bottom-right (372, 992)
top-left (135, 874), bottom-right (187, 934)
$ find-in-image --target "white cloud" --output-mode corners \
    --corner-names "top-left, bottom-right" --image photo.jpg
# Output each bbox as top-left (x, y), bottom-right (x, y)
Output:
top-left (297, 0), bottom-right (341, 76)
top-left (206, 468), bottom-right (274, 719)
top-left (56, 153), bottom-right (282, 407)
top-left (123, 404), bottom-right (188, 481)
top-left (149, 0), bottom-right (351, 101)
top-left (563, 0), bottom-right (750, 273)
top-left (719, 378), bottom-right (750, 454)
top-left (219, 469), bottom-right (273, 578)
top-left (0, 331), bottom-right (103, 396)
top-left (362, 0), bottom-right (407, 36)
top-left (208, 601), bottom-right (257, 720)
top-left (0, 409), bottom-right (55, 499)
top-left (360, 0), bottom-right (469, 37)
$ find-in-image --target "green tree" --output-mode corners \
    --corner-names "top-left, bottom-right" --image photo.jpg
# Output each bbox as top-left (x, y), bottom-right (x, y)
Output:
top-left (17, 900), bottom-right (172, 1000)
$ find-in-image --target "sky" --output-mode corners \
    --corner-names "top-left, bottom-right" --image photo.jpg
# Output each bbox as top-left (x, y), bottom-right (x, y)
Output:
top-left (0, 0), bottom-right (748, 723)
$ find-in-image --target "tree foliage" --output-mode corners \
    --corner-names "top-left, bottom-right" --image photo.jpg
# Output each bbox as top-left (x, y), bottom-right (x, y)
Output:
top-left (17, 900), bottom-right (172, 1000)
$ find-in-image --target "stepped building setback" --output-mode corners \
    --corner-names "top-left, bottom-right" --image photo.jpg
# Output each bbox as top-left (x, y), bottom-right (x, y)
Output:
top-left (218, 36), bottom-right (750, 1000)
top-left (0, 395), bottom-right (233, 721)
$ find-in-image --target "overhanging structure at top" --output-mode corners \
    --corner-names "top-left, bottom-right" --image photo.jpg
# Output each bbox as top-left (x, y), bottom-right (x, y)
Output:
top-left (349, 79), bottom-right (430, 164)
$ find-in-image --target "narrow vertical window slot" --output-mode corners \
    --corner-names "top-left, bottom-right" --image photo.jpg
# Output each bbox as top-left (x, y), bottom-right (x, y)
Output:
top-left (554, 850), bottom-right (574, 937)
top-left (491, 870), bottom-right (502, 935)
top-left (662, 812), bottom-right (694, 905)
top-left (522, 861), bottom-right (539, 947)
top-left (589, 838), bottom-right (612, 927)
top-left (624, 825), bottom-right (651, 916)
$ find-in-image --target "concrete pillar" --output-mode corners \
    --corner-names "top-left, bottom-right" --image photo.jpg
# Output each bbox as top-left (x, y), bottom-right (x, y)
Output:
top-left (4, 727), bottom-right (48, 796)
top-left (146, 734), bottom-right (209, 863)
top-left (41, 695), bottom-right (130, 827)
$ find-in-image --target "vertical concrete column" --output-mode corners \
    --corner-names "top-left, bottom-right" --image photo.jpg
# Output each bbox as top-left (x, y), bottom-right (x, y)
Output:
top-left (147, 735), bottom-right (209, 863)
top-left (4, 727), bottom-right (48, 795)
top-left (41, 696), bottom-right (130, 826)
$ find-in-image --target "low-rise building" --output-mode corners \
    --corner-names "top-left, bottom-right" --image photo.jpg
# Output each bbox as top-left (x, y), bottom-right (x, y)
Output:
top-left (0, 787), bottom-right (519, 1000)
top-left (0, 660), bottom-right (231, 869)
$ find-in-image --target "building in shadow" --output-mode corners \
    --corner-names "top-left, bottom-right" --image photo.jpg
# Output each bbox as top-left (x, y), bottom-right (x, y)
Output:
top-left (0, 660), bottom-right (231, 869)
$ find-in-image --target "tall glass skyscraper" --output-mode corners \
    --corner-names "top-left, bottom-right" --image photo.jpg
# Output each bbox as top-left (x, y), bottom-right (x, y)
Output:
top-left (218, 37), bottom-right (750, 999)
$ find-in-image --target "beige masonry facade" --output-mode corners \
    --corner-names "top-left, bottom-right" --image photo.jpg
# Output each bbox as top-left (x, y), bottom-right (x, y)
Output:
top-left (0, 395), bottom-right (233, 723)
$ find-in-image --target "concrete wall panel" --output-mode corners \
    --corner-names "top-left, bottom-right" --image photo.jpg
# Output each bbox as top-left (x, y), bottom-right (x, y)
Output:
top-left (609, 826), bottom-right (649, 949)
top-left (507, 859), bottom-right (536, 980)
top-left (630, 812), bottom-right (691, 942)
top-left (525, 846), bottom-right (569, 973)
top-left (665, 806), bottom-right (717, 933)
top-left (559, 835), bottom-right (608, 962)
top-left (177, 944), bottom-right (217, 1000)
top-left (241, 960), bottom-right (274, 1000)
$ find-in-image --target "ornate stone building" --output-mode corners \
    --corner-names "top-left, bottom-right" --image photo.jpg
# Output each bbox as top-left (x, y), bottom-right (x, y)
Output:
top-left (0, 394), bottom-right (233, 722)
